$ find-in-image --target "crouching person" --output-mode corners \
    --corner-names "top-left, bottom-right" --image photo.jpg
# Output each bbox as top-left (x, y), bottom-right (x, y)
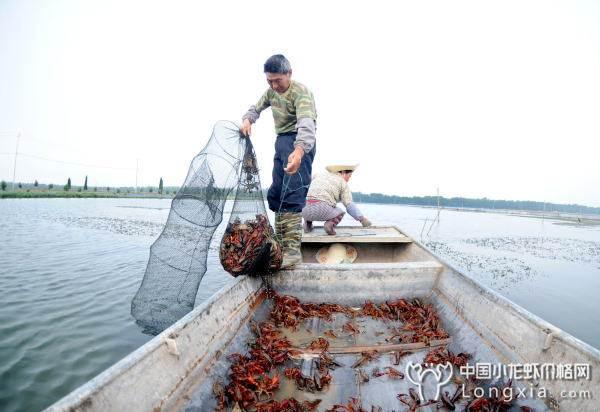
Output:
top-left (302, 164), bottom-right (372, 235)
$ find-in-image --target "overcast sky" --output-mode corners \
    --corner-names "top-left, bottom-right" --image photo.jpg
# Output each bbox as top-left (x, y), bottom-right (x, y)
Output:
top-left (1, 0), bottom-right (599, 206)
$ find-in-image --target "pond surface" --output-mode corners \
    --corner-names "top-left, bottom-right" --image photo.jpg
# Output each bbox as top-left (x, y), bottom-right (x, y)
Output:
top-left (0, 199), bottom-right (598, 411)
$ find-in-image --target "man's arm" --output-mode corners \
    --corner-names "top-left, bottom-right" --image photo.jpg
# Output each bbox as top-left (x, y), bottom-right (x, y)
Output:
top-left (293, 88), bottom-right (317, 153)
top-left (284, 88), bottom-right (317, 173)
top-left (240, 90), bottom-right (271, 136)
top-left (284, 117), bottom-right (315, 174)
top-left (294, 118), bottom-right (316, 153)
top-left (242, 106), bottom-right (261, 124)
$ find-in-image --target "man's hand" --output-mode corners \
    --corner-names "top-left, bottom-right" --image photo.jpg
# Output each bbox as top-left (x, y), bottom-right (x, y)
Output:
top-left (360, 216), bottom-right (372, 227)
top-left (284, 146), bottom-right (304, 175)
top-left (240, 119), bottom-right (252, 137)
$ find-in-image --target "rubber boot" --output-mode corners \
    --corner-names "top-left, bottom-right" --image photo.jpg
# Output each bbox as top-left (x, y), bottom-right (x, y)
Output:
top-left (324, 213), bottom-right (344, 235)
top-left (303, 220), bottom-right (313, 233)
top-left (275, 212), bottom-right (303, 269)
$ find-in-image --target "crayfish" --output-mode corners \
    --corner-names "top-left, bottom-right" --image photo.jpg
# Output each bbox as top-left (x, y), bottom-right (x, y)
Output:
top-left (326, 397), bottom-right (368, 412)
top-left (371, 366), bottom-right (404, 379)
top-left (397, 388), bottom-right (436, 411)
top-left (352, 350), bottom-right (379, 369)
top-left (220, 214), bottom-right (282, 276)
top-left (423, 347), bottom-right (471, 368)
top-left (284, 366), bottom-right (331, 392)
top-left (465, 379), bottom-right (518, 412)
top-left (437, 386), bottom-right (462, 410)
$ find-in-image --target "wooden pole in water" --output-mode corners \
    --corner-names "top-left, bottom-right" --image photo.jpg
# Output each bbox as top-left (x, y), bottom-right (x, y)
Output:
top-left (542, 201), bottom-right (546, 223)
top-left (435, 186), bottom-right (441, 223)
top-left (135, 158), bottom-right (139, 193)
top-left (12, 132), bottom-right (20, 191)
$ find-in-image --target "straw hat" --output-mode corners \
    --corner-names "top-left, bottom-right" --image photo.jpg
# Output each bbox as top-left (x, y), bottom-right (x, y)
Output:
top-left (325, 164), bottom-right (359, 173)
top-left (316, 243), bottom-right (358, 264)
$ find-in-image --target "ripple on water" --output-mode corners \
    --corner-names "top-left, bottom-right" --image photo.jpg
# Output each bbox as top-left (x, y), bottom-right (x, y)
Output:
top-left (0, 199), bottom-right (160, 411)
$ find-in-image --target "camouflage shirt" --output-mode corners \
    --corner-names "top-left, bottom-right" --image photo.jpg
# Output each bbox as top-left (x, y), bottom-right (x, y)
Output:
top-left (243, 80), bottom-right (317, 152)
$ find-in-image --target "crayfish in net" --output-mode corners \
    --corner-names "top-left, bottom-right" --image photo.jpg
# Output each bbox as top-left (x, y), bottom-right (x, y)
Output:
top-left (220, 214), bottom-right (282, 277)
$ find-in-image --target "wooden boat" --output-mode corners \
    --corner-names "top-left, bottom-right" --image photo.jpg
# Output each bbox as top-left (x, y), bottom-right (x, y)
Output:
top-left (47, 226), bottom-right (600, 411)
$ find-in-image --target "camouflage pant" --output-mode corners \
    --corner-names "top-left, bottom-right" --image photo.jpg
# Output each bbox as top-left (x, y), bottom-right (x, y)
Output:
top-left (275, 212), bottom-right (302, 268)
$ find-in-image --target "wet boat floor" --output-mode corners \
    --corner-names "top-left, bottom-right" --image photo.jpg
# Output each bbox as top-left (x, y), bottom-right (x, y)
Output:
top-left (183, 298), bottom-right (547, 411)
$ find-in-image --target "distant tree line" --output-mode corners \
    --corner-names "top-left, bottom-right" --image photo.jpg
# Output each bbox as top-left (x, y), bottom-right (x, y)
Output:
top-left (0, 176), bottom-right (176, 196)
top-left (351, 192), bottom-right (600, 215)
top-left (4, 176), bottom-right (595, 214)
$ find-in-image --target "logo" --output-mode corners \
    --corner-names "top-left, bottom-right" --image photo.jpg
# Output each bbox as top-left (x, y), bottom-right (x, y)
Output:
top-left (406, 362), bottom-right (453, 401)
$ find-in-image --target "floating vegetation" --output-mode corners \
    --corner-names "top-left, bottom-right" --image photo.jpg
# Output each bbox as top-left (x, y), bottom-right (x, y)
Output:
top-left (425, 241), bottom-right (537, 290)
top-left (52, 216), bottom-right (164, 237)
top-left (463, 237), bottom-right (600, 265)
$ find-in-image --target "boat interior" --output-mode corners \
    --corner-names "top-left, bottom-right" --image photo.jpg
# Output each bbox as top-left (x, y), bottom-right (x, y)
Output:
top-left (178, 227), bottom-right (554, 411)
top-left (47, 226), bottom-right (599, 412)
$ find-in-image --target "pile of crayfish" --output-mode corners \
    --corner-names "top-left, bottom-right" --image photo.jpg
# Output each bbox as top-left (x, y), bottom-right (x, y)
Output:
top-left (214, 321), bottom-right (323, 412)
top-left (270, 293), bottom-right (449, 344)
top-left (361, 299), bottom-right (449, 344)
top-left (215, 293), bottom-right (455, 411)
top-left (423, 347), bottom-right (471, 368)
top-left (220, 214), bottom-right (282, 277)
top-left (270, 294), bottom-right (354, 329)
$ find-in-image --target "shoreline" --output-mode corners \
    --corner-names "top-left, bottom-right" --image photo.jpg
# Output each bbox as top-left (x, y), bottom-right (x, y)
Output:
top-left (2, 193), bottom-right (599, 225)
top-left (0, 191), bottom-right (174, 199)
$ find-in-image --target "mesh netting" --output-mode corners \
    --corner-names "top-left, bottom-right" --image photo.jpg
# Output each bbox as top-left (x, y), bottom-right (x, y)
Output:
top-left (219, 141), bottom-right (282, 276)
top-left (131, 120), bottom-right (280, 335)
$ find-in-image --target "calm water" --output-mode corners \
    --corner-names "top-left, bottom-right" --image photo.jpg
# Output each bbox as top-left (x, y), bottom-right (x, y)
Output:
top-left (0, 199), bottom-right (599, 411)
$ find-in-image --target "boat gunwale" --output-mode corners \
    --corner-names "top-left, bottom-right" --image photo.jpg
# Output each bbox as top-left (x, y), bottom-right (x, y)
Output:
top-left (410, 234), bottom-right (600, 360)
top-left (45, 275), bottom-right (256, 411)
top-left (287, 261), bottom-right (444, 271)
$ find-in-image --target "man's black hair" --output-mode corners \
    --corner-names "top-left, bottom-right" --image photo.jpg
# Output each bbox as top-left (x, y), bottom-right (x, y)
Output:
top-left (264, 54), bottom-right (292, 74)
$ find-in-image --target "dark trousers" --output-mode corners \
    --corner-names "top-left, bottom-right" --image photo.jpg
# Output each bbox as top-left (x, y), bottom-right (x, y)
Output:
top-left (267, 133), bottom-right (316, 213)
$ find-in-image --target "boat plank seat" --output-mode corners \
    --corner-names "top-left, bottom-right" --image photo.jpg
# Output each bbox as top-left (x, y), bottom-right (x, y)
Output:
top-left (300, 226), bottom-right (436, 266)
top-left (302, 226), bottom-right (412, 243)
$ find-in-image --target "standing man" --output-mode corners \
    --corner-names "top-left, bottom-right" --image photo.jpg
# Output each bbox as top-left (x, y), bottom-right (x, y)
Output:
top-left (240, 54), bottom-right (317, 269)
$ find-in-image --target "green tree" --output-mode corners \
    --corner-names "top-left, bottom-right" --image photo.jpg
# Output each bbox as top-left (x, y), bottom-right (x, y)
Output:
top-left (159, 177), bottom-right (163, 194)
top-left (106, 187), bottom-right (110, 192)
top-left (18, 182), bottom-right (22, 189)
top-left (94, 187), bottom-right (97, 192)
top-left (34, 180), bottom-right (39, 187)
top-left (1, 181), bottom-right (6, 191)
top-left (66, 178), bottom-right (72, 191)
top-left (84, 176), bottom-right (88, 191)
top-left (48, 183), bottom-right (54, 189)
top-left (116, 188), bottom-right (120, 193)
top-left (77, 187), bottom-right (82, 192)
top-left (149, 187), bottom-right (153, 193)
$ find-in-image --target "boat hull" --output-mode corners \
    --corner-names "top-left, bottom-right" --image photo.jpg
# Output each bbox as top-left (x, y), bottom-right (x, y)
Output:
top-left (46, 227), bottom-right (600, 411)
